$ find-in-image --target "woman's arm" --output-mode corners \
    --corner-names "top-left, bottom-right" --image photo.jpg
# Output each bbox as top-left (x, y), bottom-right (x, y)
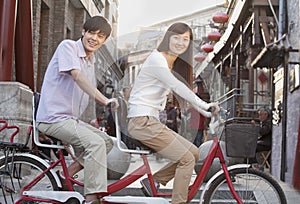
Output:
top-left (150, 66), bottom-right (217, 116)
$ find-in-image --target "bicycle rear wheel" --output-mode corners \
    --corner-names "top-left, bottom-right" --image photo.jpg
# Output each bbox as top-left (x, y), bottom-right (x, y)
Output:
top-left (0, 155), bottom-right (59, 204)
top-left (203, 167), bottom-right (287, 204)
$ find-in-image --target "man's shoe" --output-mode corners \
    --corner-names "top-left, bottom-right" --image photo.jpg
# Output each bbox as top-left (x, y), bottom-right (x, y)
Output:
top-left (56, 170), bottom-right (72, 190)
top-left (82, 198), bottom-right (102, 204)
top-left (91, 199), bottom-right (101, 204)
top-left (140, 178), bottom-right (160, 197)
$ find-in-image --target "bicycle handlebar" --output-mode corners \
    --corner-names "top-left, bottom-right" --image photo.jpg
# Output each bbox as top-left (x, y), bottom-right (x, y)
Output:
top-left (107, 101), bottom-right (116, 108)
top-left (207, 107), bottom-right (228, 135)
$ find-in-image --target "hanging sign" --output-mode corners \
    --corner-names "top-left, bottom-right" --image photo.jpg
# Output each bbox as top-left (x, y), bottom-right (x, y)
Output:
top-left (289, 64), bottom-right (300, 92)
top-left (273, 68), bottom-right (284, 125)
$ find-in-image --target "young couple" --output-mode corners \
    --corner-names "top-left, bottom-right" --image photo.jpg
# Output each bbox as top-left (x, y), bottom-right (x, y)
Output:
top-left (37, 15), bottom-right (219, 204)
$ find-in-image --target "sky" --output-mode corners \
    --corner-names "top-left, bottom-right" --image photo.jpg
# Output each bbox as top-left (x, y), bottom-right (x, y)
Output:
top-left (117, 0), bottom-right (225, 36)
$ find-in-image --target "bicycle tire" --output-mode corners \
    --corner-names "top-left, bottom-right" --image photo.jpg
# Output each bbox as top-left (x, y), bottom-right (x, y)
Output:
top-left (203, 167), bottom-right (287, 204)
top-left (0, 155), bottom-right (59, 204)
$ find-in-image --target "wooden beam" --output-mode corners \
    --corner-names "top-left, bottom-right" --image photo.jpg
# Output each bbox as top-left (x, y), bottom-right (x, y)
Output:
top-left (15, 0), bottom-right (34, 90)
top-left (0, 0), bottom-right (17, 81)
top-left (252, 0), bottom-right (279, 6)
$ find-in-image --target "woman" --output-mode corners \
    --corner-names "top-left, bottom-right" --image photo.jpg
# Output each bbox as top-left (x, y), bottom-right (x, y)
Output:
top-left (127, 22), bottom-right (219, 204)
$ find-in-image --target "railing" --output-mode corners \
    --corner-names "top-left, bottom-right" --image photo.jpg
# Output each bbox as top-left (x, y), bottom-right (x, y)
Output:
top-left (92, 0), bottom-right (104, 13)
top-left (217, 88), bottom-right (269, 122)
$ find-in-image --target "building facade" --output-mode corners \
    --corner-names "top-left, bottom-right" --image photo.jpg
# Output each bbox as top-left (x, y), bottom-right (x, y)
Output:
top-left (196, 0), bottom-right (300, 188)
top-left (0, 0), bottom-right (121, 142)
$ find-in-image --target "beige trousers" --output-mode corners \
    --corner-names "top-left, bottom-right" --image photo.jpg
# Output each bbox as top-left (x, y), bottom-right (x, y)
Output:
top-left (37, 119), bottom-right (113, 195)
top-left (128, 116), bottom-right (199, 204)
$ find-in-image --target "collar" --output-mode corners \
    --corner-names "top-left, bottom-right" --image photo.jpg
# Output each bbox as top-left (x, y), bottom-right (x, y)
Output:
top-left (76, 39), bottom-right (95, 63)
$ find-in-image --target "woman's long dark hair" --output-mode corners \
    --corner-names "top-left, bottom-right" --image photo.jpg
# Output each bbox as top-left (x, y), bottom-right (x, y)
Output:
top-left (157, 22), bottom-right (194, 86)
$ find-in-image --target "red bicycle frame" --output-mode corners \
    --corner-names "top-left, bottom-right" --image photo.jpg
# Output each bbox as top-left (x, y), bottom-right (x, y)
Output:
top-left (17, 136), bottom-right (242, 204)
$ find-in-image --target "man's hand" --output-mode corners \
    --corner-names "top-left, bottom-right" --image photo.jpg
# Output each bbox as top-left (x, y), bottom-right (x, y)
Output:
top-left (107, 98), bottom-right (119, 111)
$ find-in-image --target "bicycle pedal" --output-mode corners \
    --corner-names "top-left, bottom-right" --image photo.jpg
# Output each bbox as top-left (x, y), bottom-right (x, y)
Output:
top-left (141, 187), bottom-right (151, 197)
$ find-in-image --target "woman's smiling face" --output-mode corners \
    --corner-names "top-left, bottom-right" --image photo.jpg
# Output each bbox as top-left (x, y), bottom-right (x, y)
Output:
top-left (168, 31), bottom-right (190, 56)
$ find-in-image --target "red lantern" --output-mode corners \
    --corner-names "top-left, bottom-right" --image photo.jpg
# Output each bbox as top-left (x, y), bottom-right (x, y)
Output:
top-left (194, 53), bottom-right (206, 62)
top-left (201, 44), bottom-right (214, 53)
top-left (212, 13), bottom-right (229, 23)
top-left (207, 31), bottom-right (222, 41)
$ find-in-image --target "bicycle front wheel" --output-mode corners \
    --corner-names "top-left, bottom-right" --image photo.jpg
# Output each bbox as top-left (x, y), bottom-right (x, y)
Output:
top-left (203, 167), bottom-right (287, 204)
top-left (0, 155), bottom-right (59, 204)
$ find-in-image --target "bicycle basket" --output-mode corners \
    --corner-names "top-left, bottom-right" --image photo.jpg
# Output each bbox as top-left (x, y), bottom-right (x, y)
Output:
top-left (225, 123), bottom-right (259, 158)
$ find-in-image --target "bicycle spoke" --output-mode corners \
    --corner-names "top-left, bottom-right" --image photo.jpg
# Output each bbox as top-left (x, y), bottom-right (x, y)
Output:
top-left (0, 155), bottom-right (58, 204)
top-left (203, 168), bottom-right (287, 204)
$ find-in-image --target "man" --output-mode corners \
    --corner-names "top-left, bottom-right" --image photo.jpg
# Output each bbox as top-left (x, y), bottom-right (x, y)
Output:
top-left (36, 16), bottom-right (118, 204)
top-left (166, 98), bottom-right (179, 133)
top-left (253, 108), bottom-right (272, 151)
top-left (186, 106), bottom-right (206, 147)
top-left (251, 107), bottom-right (272, 170)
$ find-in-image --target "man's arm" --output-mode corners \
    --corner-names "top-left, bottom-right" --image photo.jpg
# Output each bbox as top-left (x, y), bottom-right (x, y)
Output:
top-left (71, 69), bottom-right (118, 107)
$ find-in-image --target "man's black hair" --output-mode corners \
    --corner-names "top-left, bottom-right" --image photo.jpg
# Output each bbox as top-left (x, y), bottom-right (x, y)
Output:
top-left (83, 16), bottom-right (112, 38)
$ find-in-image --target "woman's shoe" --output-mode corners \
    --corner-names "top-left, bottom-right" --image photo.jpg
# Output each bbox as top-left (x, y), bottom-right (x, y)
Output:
top-left (140, 178), bottom-right (160, 196)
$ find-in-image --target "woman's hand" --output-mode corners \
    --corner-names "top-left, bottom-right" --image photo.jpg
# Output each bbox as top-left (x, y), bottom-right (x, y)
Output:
top-left (209, 102), bottom-right (220, 115)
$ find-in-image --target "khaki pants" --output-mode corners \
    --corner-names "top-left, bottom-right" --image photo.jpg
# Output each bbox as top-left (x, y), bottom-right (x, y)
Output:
top-left (128, 116), bottom-right (199, 204)
top-left (37, 119), bottom-right (113, 195)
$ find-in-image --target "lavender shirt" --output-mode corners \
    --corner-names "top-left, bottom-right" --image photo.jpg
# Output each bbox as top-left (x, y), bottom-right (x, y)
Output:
top-left (36, 39), bottom-right (96, 123)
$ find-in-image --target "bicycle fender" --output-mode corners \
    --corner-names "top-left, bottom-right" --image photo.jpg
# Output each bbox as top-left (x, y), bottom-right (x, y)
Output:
top-left (199, 164), bottom-right (250, 204)
top-left (0, 152), bottom-right (62, 188)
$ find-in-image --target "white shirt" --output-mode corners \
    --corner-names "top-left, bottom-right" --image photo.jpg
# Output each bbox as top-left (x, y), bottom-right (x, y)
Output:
top-left (128, 50), bottom-right (210, 119)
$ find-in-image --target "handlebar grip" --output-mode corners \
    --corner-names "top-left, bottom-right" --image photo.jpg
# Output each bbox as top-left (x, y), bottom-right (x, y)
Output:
top-left (208, 107), bottom-right (215, 113)
top-left (107, 101), bottom-right (116, 108)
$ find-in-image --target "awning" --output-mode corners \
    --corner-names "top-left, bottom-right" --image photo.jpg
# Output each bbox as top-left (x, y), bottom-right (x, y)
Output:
top-left (251, 46), bottom-right (284, 68)
top-left (251, 34), bottom-right (293, 68)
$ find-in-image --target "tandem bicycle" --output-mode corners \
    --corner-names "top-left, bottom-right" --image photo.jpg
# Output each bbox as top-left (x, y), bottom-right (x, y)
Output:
top-left (0, 93), bottom-right (287, 203)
